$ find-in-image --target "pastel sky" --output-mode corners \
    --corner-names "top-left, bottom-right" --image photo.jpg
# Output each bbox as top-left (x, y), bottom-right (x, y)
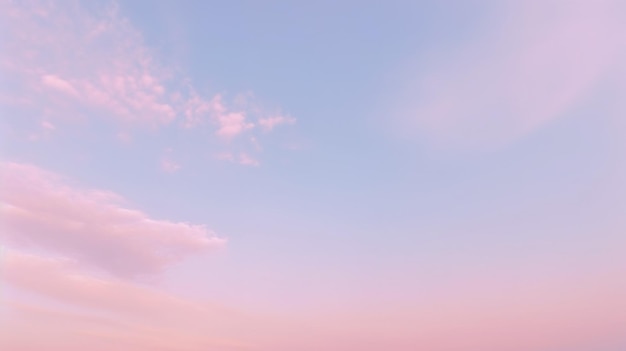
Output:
top-left (1, 0), bottom-right (626, 350)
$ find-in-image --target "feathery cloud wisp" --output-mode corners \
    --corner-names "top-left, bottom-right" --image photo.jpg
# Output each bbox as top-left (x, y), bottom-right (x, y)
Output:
top-left (392, 1), bottom-right (623, 149)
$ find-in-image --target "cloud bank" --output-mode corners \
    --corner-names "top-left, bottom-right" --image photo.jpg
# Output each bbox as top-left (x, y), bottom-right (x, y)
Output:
top-left (0, 162), bottom-right (224, 278)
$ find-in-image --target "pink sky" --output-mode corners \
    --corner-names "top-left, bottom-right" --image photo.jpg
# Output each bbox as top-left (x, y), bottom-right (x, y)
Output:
top-left (1, 0), bottom-right (626, 350)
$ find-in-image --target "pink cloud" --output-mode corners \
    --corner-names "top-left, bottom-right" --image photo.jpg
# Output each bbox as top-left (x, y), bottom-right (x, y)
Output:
top-left (26, 120), bottom-right (56, 142)
top-left (216, 112), bottom-right (254, 139)
top-left (1, 2), bottom-right (177, 127)
top-left (392, 1), bottom-right (623, 149)
top-left (238, 153), bottom-right (260, 167)
top-left (0, 162), bottom-right (225, 278)
top-left (183, 91), bottom-right (274, 145)
top-left (41, 120), bottom-right (55, 131)
top-left (183, 93), bottom-right (214, 128)
top-left (184, 94), bottom-right (258, 140)
top-left (1, 1), bottom-right (295, 165)
top-left (41, 74), bottom-right (78, 96)
top-left (0, 1), bottom-right (289, 134)
top-left (258, 115), bottom-right (296, 132)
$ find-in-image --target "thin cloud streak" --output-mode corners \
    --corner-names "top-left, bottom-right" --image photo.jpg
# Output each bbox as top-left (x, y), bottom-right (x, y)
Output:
top-left (391, 0), bottom-right (624, 150)
top-left (258, 115), bottom-right (296, 132)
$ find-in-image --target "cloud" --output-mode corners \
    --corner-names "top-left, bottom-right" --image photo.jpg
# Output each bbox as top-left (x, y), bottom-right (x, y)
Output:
top-left (238, 153), bottom-right (260, 167)
top-left (0, 162), bottom-right (225, 278)
top-left (182, 93), bottom-right (215, 129)
top-left (258, 115), bottom-right (296, 132)
top-left (392, 0), bottom-right (624, 149)
top-left (201, 94), bottom-right (254, 139)
top-left (0, 0), bottom-right (295, 164)
top-left (41, 74), bottom-right (79, 96)
top-left (26, 120), bottom-right (56, 141)
top-left (183, 93), bottom-right (258, 140)
top-left (41, 120), bottom-right (55, 131)
top-left (1, 1), bottom-right (177, 127)
top-left (216, 112), bottom-right (254, 139)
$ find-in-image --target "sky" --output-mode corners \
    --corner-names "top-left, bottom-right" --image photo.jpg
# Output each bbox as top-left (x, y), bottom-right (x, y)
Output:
top-left (1, 0), bottom-right (625, 350)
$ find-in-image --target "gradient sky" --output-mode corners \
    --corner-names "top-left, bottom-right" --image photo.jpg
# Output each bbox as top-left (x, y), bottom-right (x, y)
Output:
top-left (1, 0), bottom-right (626, 350)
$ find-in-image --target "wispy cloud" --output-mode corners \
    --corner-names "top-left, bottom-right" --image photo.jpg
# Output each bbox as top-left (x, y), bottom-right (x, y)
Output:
top-left (161, 148), bottom-right (181, 173)
top-left (258, 115), bottom-right (296, 132)
top-left (26, 120), bottom-right (56, 141)
top-left (0, 162), bottom-right (225, 278)
top-left (238, 153), bottom-right (260, 167)
top-left (0, 0), bottom-right (295, 165)
top-left (41, 74), bottom-right (79, 97)
top-left (2, 1), bottom-right (176, 127)
top-left (391, 0), bottom-right (624, 150)
top-left (215, 112), bottom-right (254, 138)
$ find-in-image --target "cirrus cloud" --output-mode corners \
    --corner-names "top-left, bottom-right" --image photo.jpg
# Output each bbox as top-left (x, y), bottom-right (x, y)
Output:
top-left (391, 0), bottom-right (624, 150)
